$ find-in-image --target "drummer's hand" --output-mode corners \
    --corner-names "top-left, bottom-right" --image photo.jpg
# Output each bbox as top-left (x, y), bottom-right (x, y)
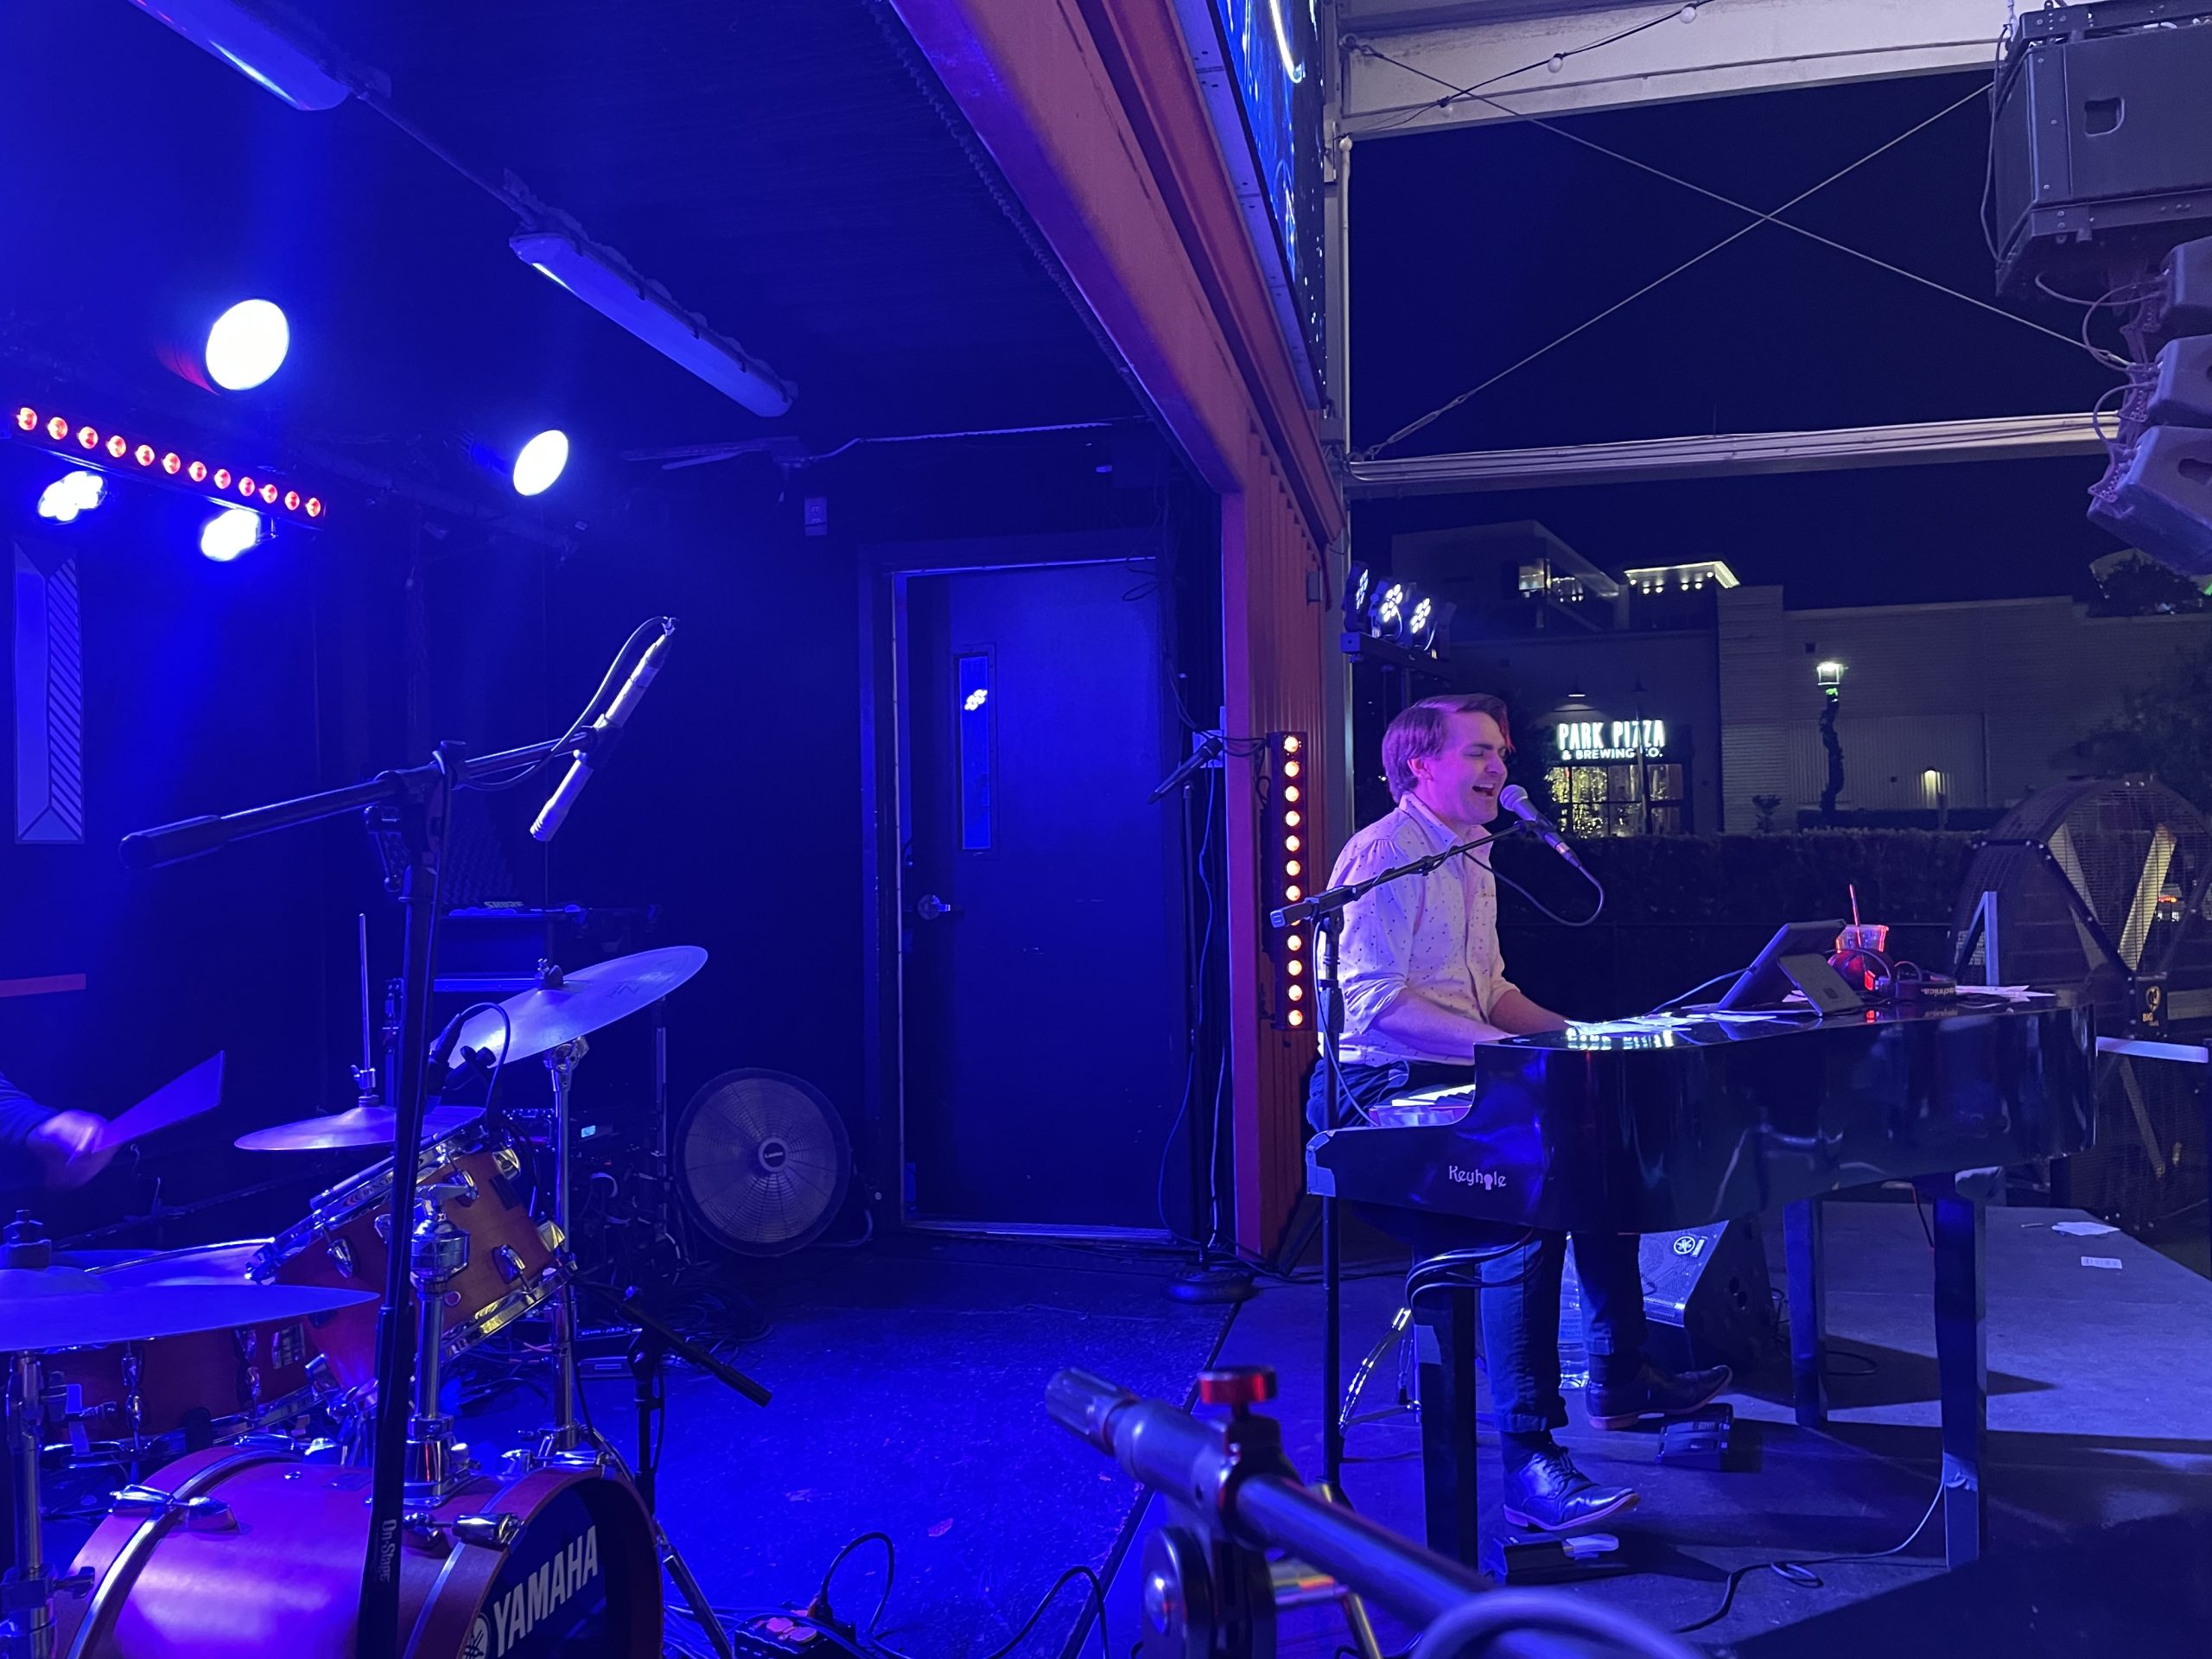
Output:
top-left (26, 1110), bottom-right (115, 1188)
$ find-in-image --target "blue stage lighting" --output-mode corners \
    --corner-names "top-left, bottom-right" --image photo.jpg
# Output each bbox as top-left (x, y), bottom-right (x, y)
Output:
top-left (200, 506), bottom-right (263, 562)
top-left (206, 301), bottom-right (290, 391)
top-left (36, 470), bottom-right (105, 524)
top-left (512, 430), bottom-right (569, 497)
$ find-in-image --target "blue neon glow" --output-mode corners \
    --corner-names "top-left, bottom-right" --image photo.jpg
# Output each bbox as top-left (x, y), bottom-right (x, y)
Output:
top-left (36, 471), bottom-right (105, 524)
top-left (512, 429), bottom-right (569, 497)
top-left (200, 507), bottom-right (262, 562)
top-left (205, 299), bottom-right (289, 391)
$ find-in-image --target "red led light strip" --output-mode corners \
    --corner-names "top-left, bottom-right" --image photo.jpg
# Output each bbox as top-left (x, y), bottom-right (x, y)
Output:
top-left (12, 402), bottom-right (326, 522)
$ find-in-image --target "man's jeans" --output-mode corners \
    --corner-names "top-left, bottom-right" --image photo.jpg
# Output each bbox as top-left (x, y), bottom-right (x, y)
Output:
top-left (1309, 1057), bottom-right (1648, 1434)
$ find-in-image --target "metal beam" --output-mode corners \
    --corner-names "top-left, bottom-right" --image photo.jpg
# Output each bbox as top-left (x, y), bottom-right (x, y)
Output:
top-left (1340, 0), bottom-right (2011, 139)
top-left (1345, 412), bottom-right (2107, 496)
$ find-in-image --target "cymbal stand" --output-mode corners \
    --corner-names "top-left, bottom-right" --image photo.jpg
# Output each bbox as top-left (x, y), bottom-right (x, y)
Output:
top-left (350, 913), bottom-right (381, 1113)
top-left (538, 1036), bottom-right (590, 1459)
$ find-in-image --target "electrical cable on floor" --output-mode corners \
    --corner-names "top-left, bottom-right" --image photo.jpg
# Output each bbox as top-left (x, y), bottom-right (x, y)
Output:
top-left (1672, 1478), bottom-right (1946, 1634)
top-left (670, 1533), bottom-right (1111, 1659)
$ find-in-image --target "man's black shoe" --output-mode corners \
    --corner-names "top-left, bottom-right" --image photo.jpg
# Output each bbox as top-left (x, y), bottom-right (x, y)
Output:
top-left (1586, 1363), bottom-right (1732, 1430)
top-left (1499, 1440), bottom-right (1640, 1534)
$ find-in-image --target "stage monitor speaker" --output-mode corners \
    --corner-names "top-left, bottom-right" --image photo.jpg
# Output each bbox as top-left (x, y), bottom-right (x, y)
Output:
top-left (2088, 423), bottom-right (2212, 582)
top-left (2147, 334), bottom-right (2212, 429)
top-left (1560, 1220), bottom-right (1777, 1378)
top-left (1993, 2), bottom-right (2212, 298)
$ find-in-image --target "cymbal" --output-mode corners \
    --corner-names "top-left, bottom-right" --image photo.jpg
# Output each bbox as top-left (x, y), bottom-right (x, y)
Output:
top-left (236, 1103), bottom-right (483, 1153)
top-left (87, 1052), bottom-right (225, 1154)
top-left (446, 944), bottom-right (708, 1072)
top-left (0, 1267), bottom-right (378, 1352)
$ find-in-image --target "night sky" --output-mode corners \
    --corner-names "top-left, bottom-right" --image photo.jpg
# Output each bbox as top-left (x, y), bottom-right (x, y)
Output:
top-left (1350, 68), bottom-right (2127, 608)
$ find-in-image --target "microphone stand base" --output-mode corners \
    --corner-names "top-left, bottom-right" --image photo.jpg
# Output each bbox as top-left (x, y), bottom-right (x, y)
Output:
top-left (1167, 1259), bottom-right (1256, 1305)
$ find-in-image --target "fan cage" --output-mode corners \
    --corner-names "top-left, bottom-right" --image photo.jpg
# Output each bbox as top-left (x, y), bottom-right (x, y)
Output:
top-left (676, 1067), bottom-right (852, 1257)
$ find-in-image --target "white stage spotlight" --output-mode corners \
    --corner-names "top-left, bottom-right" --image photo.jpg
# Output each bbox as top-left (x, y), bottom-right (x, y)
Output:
top-left (200, 505), bottom-right (263, 562)
top-left (512, 430), bottom-right (570, 497)
top-left (206, 300), bottom-right (290, 391)
top-left (37, 470), bottom-right (106, 524)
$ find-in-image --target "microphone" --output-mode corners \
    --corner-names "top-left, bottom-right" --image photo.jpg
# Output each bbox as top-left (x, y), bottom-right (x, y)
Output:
top-left (1497, 784), bottom-right (1594, 880)
top-left (531, 619), bottom-right (677, 842)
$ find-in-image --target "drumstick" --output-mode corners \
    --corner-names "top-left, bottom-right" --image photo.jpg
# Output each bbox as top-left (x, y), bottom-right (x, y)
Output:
top-left (90, 1052), bottom-right (226, 1153)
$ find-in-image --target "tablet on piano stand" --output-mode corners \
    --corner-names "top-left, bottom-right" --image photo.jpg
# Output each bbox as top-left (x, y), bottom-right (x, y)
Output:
top-left (1708, 918), bottom-right (1848, 1011)
top-left (1777, 952), bottom-right (1866, 1014)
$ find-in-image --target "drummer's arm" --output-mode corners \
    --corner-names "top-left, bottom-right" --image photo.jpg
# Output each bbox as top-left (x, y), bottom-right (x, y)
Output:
top-left (0, 1068), bottom-right (112, 1190)
top-left (0, 1068), bottom-right (50, 1187)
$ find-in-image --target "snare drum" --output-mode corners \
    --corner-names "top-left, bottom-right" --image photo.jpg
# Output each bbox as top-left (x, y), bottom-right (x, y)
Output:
top-left (44, 1243), bottom-right (322, 1467)
top-left (251, 1116), bottom-right (567, 1399)
top-left (55, 1444), bottom-right (661, 1656)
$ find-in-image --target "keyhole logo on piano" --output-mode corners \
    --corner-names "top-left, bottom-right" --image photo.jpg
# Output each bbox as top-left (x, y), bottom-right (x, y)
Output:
top-left (1446, 1165), bottom-right (1505, 1191)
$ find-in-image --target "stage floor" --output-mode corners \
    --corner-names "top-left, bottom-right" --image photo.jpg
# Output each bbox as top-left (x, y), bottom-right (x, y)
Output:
top-left (1104, 1200), bottom-right (2212, 1655)
top-left (447, 1232), bottom-right (1236, 1659)
top-left (31, 1205), bottom-right (2206, 1656)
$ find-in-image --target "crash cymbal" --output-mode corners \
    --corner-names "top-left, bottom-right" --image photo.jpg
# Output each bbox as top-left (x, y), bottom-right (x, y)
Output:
top-left (235, 1103), bottom-right (482, 1153)
top-left (0, 1267), bottom-right (378, 1352)
top-left (86, 1052), bottom-right (226, 1154)
top-left (446, 944), bottom-right (707, 1072)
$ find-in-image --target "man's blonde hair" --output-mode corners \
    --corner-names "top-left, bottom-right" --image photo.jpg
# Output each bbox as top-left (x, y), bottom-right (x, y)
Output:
top-left (1382, 693), bottom-right (1513, 798)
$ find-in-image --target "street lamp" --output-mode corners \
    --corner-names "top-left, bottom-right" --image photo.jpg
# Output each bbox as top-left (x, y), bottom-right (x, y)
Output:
top-left (1816, 660), bottom-right (1847, 820)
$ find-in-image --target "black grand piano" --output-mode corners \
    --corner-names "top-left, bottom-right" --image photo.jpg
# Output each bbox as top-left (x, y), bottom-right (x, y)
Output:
top-left (1306, 995), bottom-right (2096, 1570)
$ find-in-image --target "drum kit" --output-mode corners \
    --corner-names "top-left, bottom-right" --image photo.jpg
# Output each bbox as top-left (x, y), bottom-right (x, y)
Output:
top-left (0, 944), bottom-right (744, 1659)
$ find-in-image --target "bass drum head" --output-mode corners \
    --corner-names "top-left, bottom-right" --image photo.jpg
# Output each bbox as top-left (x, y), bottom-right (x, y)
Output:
top-left (57, 1447), bottom-right (661, 1658)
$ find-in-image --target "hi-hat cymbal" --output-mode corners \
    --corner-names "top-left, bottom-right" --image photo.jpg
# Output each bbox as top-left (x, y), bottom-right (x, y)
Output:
top-left (446, 945), bottom-right (708, 1072)
top-left (0, 1267), bottom-right (378, 1352)
top-left (236, 1103), bottom-right (482, 1153)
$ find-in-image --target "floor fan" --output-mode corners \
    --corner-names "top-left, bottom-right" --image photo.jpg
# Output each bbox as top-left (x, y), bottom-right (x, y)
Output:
top-left (676, 1069), bottom-right (853, 1255)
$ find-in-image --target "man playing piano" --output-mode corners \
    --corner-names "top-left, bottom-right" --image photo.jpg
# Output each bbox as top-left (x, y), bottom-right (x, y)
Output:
top-left (1306, 693), bottom-right (1730, 1532)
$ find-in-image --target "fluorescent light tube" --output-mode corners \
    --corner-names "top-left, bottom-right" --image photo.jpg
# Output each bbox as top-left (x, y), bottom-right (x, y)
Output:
top-left (512, 230), bottom-right (795, 418)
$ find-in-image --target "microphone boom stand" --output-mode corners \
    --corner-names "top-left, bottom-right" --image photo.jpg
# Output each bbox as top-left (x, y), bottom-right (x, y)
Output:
top-left (121, 715), bottom-right (630, 1659)
top-left (1270, 823), bottom-right (1519, 1493)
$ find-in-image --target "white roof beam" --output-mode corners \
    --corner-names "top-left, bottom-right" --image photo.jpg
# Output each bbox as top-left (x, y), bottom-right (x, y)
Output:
top-left (1344, 412), bottom-right (2108, 496)
top-left (1340, 0), bottom-right (2012, 139)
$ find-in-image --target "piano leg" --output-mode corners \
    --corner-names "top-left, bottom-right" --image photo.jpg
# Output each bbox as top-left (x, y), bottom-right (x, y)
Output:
top-left (1783, 1198), bottom-right (1827, 1427)
top-left (1928, 1178), bottom-right (1987, 1567)
top-left (1413, 1283), bottom-right (1482, 1567)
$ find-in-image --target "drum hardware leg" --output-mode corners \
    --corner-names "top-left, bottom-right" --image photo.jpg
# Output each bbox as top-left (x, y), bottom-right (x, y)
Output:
top-left (540, 1038), bottom-right (589, 1458)
top-left (3, 1354), bottom-right (93, 1659)
top-left (405, 1187), bottom-right (474, 1503)
top-left (661, 1528), bottom-right (736, 1659)
top-left (626, 1322), bottom-right (666, 1513)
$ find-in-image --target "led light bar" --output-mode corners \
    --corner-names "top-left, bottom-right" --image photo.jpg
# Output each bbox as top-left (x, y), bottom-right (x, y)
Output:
top-left (12, 402), bottom-right (326, 524)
